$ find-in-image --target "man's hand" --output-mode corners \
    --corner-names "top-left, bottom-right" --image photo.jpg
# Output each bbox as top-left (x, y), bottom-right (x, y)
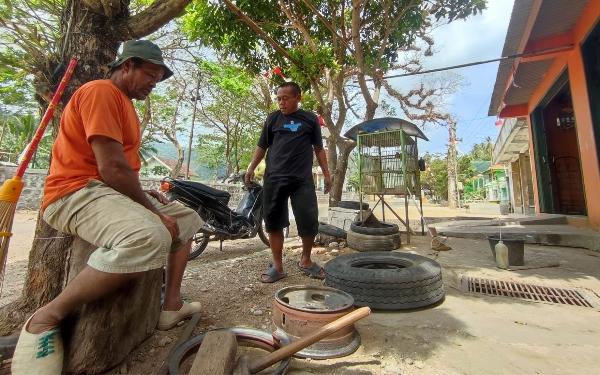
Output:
top-left (245, 169), bottom-right (255, 185)
top-left (145, 190), bottom-right (169, 205)
top-left (159, 213), bottom-right (180, 239)
top-left (323, 175), bottom-right (332, 194)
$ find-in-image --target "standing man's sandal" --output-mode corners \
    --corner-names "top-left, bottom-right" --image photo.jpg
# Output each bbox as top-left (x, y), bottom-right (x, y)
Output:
top-left (11, 312), bottom-right (64, 375)
top-left (157, 301), bottom-right (202, 330)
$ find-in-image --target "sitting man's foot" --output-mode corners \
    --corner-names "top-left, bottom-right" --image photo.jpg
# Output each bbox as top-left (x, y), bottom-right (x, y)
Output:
top-left (157, 300), bottom-right (202, 330)
top-left (12, 312), bottom-right (63, 375)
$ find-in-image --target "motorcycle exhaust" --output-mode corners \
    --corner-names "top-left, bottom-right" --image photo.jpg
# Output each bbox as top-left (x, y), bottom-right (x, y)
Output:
top-left (198, 222), bottom-right (232, 237)
top-left (198, 222), bottom-right (217, 234)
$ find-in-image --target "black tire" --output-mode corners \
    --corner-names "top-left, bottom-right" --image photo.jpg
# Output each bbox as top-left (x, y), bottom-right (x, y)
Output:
top-left (324, 252), bottom-right (445, 310)
top-left (337, 201), bottom-right (369, 210)
top-left (188, 234), bottom-right (209, 260)
top-left (318, 222), bottom-right (347, 239)
top-left (347, 230), bottom-right (401, 251)
top-left (0, 335), bottom-right (18, 360)
top-left (350, 221), bottom-right (399, 236)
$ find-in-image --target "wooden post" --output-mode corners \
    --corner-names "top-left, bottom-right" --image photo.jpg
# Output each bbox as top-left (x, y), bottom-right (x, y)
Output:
top-left (519, 153), bottom-right (530, 214)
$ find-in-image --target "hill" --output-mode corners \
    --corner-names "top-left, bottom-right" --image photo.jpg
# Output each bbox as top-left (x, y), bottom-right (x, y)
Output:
top-left (147, 142), bottom-right (225, 181)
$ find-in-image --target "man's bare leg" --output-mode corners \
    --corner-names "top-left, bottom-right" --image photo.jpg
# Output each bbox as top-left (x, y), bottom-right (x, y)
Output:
top-left (163, 239), bottom-right (192, 311)
top-left (262, 229), bottom-right (285, 281)
top-left (26, 267), bottom-right (142, 334)
top-left (298, 236), bottom-right (324, 276)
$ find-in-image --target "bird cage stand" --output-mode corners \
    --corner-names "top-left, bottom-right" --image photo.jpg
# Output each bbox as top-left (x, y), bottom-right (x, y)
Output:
top-left (357, 129), bottom-right (423, 244)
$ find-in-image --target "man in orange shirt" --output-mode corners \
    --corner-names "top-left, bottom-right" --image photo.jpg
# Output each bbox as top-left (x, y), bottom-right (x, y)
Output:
top-left (11, 40), bottom-right (203, 375)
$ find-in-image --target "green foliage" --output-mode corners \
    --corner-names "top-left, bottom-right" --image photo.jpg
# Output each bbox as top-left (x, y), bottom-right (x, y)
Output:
top-left (196, 133), bottom-right (227, 181)
top-left (0, 112), bottom-right (52, 168)
top-left (347, 170), bottom-right (361, 192)
top-left (183, 0), bottom-right (486, 77)
top-left (421, 152), bottom-right (476, 200)
top-left (139, 165), bottom-right (171, 178)
top-left (195, 59), bottom-right (270, 175)
top-left (469, 137), bottom-right (493, 161)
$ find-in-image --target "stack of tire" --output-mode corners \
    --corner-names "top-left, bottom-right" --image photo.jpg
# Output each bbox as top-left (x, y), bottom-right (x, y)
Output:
top-left (347, 221), bottom-right (401, 252)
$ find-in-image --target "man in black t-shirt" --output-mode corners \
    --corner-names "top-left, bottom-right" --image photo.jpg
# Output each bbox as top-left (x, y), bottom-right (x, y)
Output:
top-left (246, 82), bottom-right (331, 283)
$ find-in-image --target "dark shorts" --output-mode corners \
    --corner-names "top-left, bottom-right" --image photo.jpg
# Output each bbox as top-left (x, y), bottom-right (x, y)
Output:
top-left (262, 179), bottom-right (319, 238)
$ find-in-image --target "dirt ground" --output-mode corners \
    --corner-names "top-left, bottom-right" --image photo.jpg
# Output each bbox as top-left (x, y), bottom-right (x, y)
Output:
top-left (2, 209), bottom-right (600, 375)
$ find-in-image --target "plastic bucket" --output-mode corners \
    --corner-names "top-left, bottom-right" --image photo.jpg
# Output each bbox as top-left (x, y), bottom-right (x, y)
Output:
top-left (487, 236), bottom-right (525, 266)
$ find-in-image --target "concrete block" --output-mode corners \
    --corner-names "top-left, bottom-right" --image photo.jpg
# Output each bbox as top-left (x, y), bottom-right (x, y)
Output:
top-left (328, 207), bottom-right (371, 231)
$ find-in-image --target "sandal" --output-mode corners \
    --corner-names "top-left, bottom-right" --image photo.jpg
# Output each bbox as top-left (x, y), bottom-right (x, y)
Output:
top-left (295, 262), bottom-right (325, 279)
top-left (259, 266), bottom-right (288, 283)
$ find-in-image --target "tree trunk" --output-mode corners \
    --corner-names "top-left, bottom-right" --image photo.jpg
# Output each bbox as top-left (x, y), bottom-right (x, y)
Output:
top-left (171, 143), bottom-right (185, 178)
top-left (329, 140), bottom-right (355, 207)
top-left (447, 122), bottom-right (458, 209)
top-left (0, 1), bottom-right (164, 371)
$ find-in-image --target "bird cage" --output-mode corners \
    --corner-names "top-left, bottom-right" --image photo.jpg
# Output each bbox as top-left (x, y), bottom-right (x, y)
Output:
top-left (357, 129), bottom-right (420, 196)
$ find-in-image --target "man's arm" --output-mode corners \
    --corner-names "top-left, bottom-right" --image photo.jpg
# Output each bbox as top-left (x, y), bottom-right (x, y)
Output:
top-left (314, 146), bottom-right (331, 194)
top-left (245, 147), bottom-right (266, 184)
top-left (90, 135), bottom-right (180, 239)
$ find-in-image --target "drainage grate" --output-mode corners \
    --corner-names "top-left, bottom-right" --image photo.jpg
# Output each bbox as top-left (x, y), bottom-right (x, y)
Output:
top-left (461, 276), bottom-right (599, 308)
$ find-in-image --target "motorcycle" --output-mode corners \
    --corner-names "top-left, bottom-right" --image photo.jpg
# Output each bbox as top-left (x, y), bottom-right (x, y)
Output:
top-left (160, 173), bottom-right (288, 260)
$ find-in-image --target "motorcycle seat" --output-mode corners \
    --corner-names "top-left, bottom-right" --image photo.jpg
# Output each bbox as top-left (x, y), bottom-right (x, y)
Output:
top-left (176, 180), bottom-right (231, 205)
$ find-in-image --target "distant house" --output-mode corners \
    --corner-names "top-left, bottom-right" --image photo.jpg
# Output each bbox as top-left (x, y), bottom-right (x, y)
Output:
top-left (141, 156), bottom-right (199, 179)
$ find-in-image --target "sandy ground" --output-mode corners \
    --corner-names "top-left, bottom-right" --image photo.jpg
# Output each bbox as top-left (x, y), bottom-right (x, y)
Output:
top-left (3, 209), bottom-right (600, 375)
top-left (0, 210), bottom-right (38, 309)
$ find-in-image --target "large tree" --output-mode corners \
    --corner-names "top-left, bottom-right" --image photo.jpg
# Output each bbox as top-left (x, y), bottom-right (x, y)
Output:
top-left (183, 0), bottom-right (486, 205)
top-left (195, 60), bottom-right (272, 176)
top-left (0, 0), bottom-right (192, 372)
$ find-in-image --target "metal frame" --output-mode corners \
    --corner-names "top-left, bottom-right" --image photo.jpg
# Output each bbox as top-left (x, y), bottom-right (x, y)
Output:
top-left (357, 129), bottom-right (423, 244)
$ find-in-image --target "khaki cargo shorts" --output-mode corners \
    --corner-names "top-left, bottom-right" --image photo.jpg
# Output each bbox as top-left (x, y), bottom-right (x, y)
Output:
top-left (43, 179), bottom-right (203, 273)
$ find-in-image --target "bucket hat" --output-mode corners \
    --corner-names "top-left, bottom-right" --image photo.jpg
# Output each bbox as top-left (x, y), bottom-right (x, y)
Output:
top-left (108, 39), bottom-right (173, 81)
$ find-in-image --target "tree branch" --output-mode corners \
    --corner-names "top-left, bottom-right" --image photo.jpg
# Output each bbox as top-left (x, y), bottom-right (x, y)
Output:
top-left (299, 0), bottom-right (355, 55)
top-left (103, 0), bottom-right (192, 40)
top-left (221, 0), bottom-right (300, 65)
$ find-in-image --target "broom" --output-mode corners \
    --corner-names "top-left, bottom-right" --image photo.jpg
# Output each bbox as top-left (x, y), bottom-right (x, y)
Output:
top-left (0, 58), bottom-right (78, 295)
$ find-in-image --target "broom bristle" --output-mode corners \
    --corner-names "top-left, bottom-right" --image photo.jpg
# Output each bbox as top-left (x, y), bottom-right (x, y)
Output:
top-left (0, 201), bottom-right (18, 297)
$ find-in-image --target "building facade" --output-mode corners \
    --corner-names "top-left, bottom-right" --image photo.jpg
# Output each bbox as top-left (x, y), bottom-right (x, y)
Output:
top-left (489, 0), bottom-right (600, 229)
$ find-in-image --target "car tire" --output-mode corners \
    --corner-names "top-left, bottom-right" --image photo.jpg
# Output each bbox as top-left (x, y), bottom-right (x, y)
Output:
top-left (318, 222), bottom-right (347, 239)
top-left (324, 252), bottom-right (444, 310)
top-left (346, 229), bottom-right (401, 252)
top-left (337, 201), bottom-right (369, 210)
top-left (350, 221), bottom-right (399, 236)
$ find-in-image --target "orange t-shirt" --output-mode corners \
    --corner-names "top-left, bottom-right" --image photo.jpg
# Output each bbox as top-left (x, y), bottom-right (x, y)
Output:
top-left (42, 80), bottom-right (141, 211)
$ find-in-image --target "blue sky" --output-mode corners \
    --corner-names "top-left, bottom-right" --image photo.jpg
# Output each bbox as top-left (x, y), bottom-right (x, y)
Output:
top-left (395, 0), bottom-right (515, 156)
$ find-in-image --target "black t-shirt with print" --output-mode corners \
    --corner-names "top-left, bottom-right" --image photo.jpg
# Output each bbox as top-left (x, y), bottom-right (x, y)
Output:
top-left (257, 109), bottom-right (323, 182)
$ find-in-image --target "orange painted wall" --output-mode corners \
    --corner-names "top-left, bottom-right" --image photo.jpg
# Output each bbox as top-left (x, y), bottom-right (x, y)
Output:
top-left (525, 1), bottom-right (600, 230)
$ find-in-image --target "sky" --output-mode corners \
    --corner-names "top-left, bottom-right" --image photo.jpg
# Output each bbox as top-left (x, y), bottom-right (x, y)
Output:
top-left (392, 0), bottom-right (515, 156)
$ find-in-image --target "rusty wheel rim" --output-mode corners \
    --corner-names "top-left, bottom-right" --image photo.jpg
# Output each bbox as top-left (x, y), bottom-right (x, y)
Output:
top-left (275, 285), bottom-right (354, 313)
top-left (168, 327), bottom-right (292, 375)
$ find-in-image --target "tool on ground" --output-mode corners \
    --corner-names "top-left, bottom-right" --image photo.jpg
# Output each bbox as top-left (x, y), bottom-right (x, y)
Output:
top-left (0, 58), bottom-right (78, 295)
top-left (190, 306), bottom-right (371, 375)
top-left (495, 218), bottom-right (509, 269)
top-left (406, 187), bottom-right (451, 251)
top-left (155, 312), bottom-right (202, 375)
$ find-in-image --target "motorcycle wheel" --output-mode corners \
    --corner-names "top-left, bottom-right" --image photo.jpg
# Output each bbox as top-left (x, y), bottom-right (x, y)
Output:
top-left (258, 219), bottom-right (289, 247)
top-left (189, 233), bottom-right (209, 260)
